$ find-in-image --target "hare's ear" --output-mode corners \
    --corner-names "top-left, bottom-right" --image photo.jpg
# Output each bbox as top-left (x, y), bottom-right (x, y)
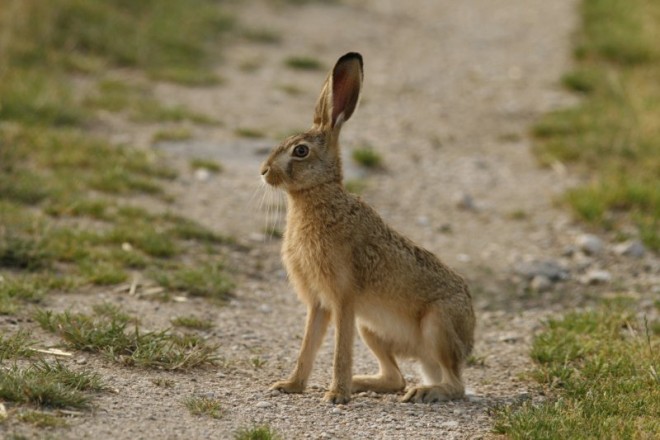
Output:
top-left (313, 52), bottom-right (363, 131)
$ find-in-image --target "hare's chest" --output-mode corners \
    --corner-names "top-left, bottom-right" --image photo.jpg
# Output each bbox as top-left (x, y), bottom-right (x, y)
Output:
top-left (282, 231), bottom-right (353, 303)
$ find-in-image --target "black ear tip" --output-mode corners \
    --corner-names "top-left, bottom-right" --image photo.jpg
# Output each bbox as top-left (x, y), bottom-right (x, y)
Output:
top-left (337, 52), bottom-right (363, 68)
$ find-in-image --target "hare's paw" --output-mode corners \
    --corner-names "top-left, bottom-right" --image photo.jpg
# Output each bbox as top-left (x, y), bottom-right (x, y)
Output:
top-left (401, 385), bottom-right (463, 403)
top-left (323, 390), bottom-right (351, 404)
top-left (270, 380), bottom-right (305, 394)
top-left (352, 374), bottom-right (405, 393)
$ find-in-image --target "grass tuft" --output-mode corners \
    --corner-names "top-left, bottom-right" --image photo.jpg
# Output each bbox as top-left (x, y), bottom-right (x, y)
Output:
top-left (152, 263), bottom-right (233, 300)
top-left (0, 361), bottom-right (104, 409)
top-left (18, 411), bottom-right (68, 428)
top-left (352, 147), bottom-right (383, 168)
top-left (494, 305), bottom-right (660, 438)
top-left (0, 331), bottom-right (36, 361)
top-left (36, 308), bottom-right (219, 370)
top-left (235, 425), bottom-right (282, 440)
top-left (184, 395), bottom-right (223, 419)
top-left (171, 315), bottom-right (214, 330)
top-left (190, 158), bottom-right (223, 173)
top-left (284, 56), bottom-right (323, 71)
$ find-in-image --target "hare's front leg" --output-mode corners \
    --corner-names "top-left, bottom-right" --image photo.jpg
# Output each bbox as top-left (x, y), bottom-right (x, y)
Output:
top-left (323, 300), bottom-right (355, 404)
top-left (271, 303), bottom-right (330, 394)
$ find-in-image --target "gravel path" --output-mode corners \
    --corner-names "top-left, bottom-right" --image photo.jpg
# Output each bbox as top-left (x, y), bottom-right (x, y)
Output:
top-left (8, 1), bottom-right (660, 439)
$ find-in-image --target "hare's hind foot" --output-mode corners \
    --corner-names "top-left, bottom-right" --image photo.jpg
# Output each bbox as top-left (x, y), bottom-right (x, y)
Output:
top-left (270, 380), bottom-right (305, 394)
top-left (401, 384), bottom-right (465, 403)
top-left (352, 374), bottom-right (405, 394)
top-left (323, 389), bottom-right (351, 404)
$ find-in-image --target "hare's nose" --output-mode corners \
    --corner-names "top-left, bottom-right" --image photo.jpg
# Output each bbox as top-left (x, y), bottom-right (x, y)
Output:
top-left (260, 165), bottom-right (270, 176)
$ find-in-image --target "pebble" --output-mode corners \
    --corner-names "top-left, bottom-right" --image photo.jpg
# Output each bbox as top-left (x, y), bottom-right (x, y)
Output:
top-left (0, 403), bottom-right (7, 421)
top-left (576, 234), bottom-right (603, 255)
top-left (194, 168), bottom-right (212, 182)
top-left (256, 401), bottom-right (272, 408)
top-left (613, 240), bottom-right (645, 258)
top-left (441, 420), bottom-right (459, 428)
top-left (581, 269), bottom-right (612, 285)
top-left (331, 407), bottom-right (342, 414)
top-left (455, 192), bottom-right (478, 211)
top-left (514, 260), bottom-right (569, 282)
top-left (530, 274), bottom-right (552, 292)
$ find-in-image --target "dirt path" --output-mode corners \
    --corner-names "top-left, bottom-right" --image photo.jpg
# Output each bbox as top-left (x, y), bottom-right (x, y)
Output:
top-left (13, 0), bottom-right (660, 439)
top-left (148, 1), bottom-right (581, 438)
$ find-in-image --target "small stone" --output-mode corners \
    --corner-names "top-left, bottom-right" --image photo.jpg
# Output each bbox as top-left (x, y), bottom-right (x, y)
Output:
top-left (438, 223), bottom-right (453, 234)
top-left (331, 407), bottom-right (342, 414)
top-left (75, 357), bottom-right (88, 365)
top-left (514, 260), bottom-right (569, 282)
top-left (457, 253), bottom-right (471, 263)
top-left (499, 334), bottom-right (521, 343)
top-left (530, 275), bottom-right (552, 292)
top-left (576, 234), bottom-right (604, 255)
top-left (613, 240), bottom-right (645, 258)
top-left (561, 245), bottom-right (576, 257)
top-left (258, 304), bottom-right (272, 313)
top-left (255, 401), bottom-right (272, 408)
top-left (581, 269), bottom-right (612, 285)
top-left (416, 216), bottom-right (430, 226)
top-left (455, 192), bottom-right (477, 211)
top-left (467, 394), bottom-right (484, 403)
top-left (441, 420), bottom-right (459, 428)
top-left (0, 403), bottom-right (7, 421)
top-left (194, 168), bottom-right (211, 182)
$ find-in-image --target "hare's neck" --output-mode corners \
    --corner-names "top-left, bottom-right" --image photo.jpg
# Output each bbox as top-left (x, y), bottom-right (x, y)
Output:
top-left (286, 181), bottom-right (347, 219)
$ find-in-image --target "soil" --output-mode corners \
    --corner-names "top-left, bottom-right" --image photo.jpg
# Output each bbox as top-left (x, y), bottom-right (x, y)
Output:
top-left (3, 0), bottom-right (659, 439)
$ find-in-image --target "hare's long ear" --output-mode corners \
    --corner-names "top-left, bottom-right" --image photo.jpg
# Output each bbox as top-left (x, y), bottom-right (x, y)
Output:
top-left (313, 52), bottom-right (363, 132)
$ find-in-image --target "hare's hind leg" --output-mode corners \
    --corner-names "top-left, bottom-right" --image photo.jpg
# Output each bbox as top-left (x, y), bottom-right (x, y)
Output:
top-left (352, 325), bottom-right (405, 393)
top-left (402, 311), bottom-right (466, 403)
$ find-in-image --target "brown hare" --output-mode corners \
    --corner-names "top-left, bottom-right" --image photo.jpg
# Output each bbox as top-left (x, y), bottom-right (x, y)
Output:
top-left (260, 52), bottom-right (475, 404)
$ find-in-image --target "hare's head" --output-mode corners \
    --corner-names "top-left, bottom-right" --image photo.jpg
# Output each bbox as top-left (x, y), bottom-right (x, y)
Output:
top-left (260, 52), bottom-right (363, 193)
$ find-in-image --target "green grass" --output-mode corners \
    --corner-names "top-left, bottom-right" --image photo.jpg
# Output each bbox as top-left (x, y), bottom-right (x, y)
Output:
top-left (0, 361), bottom-right (104, 409)
top-left (18, 411), bottom-right (68, 428)
top-left (190, 158), bottom-right (223, 173)
top-left (172, 315), bottom-right (215, 330)
top-left (352, 147), bottom-right (383, 168)
top-left (0, 331), bottom-right (36, 361)
top-left (184, 395), bottom-right (223, 419)
top-left (533, 0), bottom-right (660, 250)
top-left (344, 179), bottom-right (368, 195)
top-left (284, 56), bottom-right (323, 71)
top-left (235, 127), bottom-right (266, 138)
top-left (494, 304), bottom-right (660, 438)
top-left (0, 0), bottom-right (233, 85)
top-left (235, 425), bottom-right (282, 440)
top-left (152, 263), bottom-right (234, 300)
top-left (153, 127), bottom-right (194, 143)
top-left (36, 308), bottom-right (219, 370)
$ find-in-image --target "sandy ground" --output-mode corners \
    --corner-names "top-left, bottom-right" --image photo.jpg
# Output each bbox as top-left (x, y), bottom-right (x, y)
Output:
top-left (4, 0), bottom-right (660, 439)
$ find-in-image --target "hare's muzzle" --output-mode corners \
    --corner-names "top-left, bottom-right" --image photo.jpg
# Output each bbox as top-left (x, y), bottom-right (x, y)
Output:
top-left (260, 163), bottom-right (274, 185)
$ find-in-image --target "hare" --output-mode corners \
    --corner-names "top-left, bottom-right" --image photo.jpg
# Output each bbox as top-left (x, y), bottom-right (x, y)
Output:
top-left (260, 52), bottom-right (475, 404)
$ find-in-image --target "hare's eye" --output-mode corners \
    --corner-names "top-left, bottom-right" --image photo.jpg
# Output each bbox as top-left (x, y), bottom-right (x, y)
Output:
top-left (292, 144), bottom-right (309, 158)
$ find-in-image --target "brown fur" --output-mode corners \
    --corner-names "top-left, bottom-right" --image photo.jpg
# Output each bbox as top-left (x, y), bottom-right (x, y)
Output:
top-left (261, 52), bottom-right (475, 404)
